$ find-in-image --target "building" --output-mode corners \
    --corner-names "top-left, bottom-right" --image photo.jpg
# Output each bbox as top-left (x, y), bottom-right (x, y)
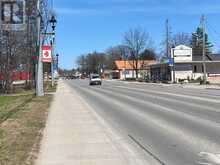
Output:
top-left (115, 60), bottom-right (156, 80)
top-left (150, 45), bottom-right (220, 84)
top-left (102, 69), bottom-right (120, 79)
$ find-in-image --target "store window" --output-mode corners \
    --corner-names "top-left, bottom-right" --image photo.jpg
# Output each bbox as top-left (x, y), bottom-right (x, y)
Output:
top-left (194, 65), bottom-right (197, 73)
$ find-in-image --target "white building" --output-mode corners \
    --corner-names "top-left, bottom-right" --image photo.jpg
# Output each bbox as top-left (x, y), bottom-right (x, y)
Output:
top-left (150, 45), bottom-right (220, 84)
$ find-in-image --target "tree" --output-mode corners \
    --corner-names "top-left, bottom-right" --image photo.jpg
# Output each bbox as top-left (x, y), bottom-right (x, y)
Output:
top-left (77, 52), bottom-right (107, 75)
top-left (76, 55), bottom-right (87, 74)
top-left (123, 28), bottom-right (152, 78)
top-left (192, 27), bottom-right (213, 56)
top-left (139, 49), bottom-right (157, 60)
top-left (171, 33), bottom-right (192, 47)
top-left (105, 45), bottom-right (130, 70)
top-left (0, 0), bottom-right (50, 93)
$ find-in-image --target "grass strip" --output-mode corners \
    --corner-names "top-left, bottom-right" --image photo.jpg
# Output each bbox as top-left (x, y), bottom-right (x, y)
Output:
top-left (0, 94), bottom-right (53, 165)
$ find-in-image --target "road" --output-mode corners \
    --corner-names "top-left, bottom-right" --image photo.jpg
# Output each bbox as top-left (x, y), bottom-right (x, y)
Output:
top-left (66, 79), bottom-right (220, 165)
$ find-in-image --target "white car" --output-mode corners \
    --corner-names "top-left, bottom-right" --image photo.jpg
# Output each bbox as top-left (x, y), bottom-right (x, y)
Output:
top-left (89, 74), bottom-right (102, 85)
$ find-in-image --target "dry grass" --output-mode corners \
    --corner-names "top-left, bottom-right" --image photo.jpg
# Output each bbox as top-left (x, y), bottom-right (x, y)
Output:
top-left (0, 94), bottom-right (53, 165)
top-left (0, 95), bottom-right (34, 124)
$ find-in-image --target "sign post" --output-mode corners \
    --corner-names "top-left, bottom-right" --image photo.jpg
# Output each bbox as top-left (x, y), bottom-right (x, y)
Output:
top-left (42, 45), bottom-right (55, 86)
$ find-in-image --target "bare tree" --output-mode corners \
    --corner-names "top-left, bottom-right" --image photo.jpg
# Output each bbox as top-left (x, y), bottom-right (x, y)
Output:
top-left (0, 0), bottom-right (50, 93)
top-left (77, 52), bottom-right (107, 75)
top-left (171, 33), bottom-right (192, 47)
top-left (0, 31), bottom-right (26, 93)
top-left (106, 45), bottom-right (130, 70)
top-left (123, 28), bottom-right (152, 79)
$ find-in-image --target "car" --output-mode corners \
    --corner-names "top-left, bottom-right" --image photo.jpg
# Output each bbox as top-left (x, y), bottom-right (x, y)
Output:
top-left (89, 74), bottom-right (102, 85)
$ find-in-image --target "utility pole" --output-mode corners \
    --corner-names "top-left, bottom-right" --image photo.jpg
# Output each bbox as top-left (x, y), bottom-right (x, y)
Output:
top-left (166, 19), bottom-right (170, 59)
top-left (36, 0), bottom-right (44, 96)
top-left (166, 19), bottom-right (175, 83)
top-left (201, 15), bottom-right (207, 83)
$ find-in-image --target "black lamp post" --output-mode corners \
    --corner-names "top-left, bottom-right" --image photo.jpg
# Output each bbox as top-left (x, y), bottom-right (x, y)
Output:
top-left (49, 15), bottom-right (57, 86)
top-left (56, 53), bottom-right (59, 69)
top-left (49, 15), bottom-right (57, 32)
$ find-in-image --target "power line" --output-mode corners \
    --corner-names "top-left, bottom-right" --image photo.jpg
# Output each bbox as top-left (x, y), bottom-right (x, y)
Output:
top-left (206, 20), bottom-right (220, 39)
top-left (206, 25), bottom-right (219, 46)
top-left (51, 0), bottom-right (54, 10)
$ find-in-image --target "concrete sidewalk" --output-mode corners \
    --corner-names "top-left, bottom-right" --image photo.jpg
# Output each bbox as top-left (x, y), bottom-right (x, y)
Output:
top-left (35, 81), bottom-right (157, 165)
top-left (106, 79), bottom-right (220, 90)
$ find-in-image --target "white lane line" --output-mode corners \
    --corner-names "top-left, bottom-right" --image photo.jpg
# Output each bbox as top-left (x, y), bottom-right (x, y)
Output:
top-left (104, 85), bottom-right (220, 113)
top-left (115, 86), bottom-right (220, 104)
top-left (93, 86), bottom-right (220, 129)
top-left (84, 86), bottom-right (220, 152)
top-left (198, 152), bottom-right (220, 165)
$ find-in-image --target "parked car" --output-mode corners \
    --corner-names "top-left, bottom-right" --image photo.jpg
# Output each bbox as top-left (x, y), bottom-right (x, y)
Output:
top-left (89, 74), bottom-right (102, 85)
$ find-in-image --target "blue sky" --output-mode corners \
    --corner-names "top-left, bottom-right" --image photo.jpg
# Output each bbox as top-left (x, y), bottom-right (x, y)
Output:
top-left (54, 0), bottom-right (220, 69)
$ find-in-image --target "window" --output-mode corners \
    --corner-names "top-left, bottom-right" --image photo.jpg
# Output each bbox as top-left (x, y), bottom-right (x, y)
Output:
top-left (1, 0), bottom-right (24, 24)
top-left (194, 65), bottom-right (197, 73)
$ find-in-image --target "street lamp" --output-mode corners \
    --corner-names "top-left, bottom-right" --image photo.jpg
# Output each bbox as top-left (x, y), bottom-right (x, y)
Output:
top-left (49, 15), bottom-right (57, 32)
top-left (36, 5), bottom-right (57, 96)
top-left (56, 53), bottom-right (59, 63)
top-left (49, 15), bottom-right (57, 87)
top-left (56, 53), bottom-right (59, 73)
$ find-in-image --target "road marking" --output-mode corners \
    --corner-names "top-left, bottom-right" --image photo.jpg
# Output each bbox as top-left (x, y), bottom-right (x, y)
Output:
top-left (198, 152), bottom-right (220, 165)
top-left (103, 85), bottom-right (220, 113)
top-left (128, 135), bottom-right (166, 165)
top-left (90, 86), bottom-right (220, 129)
top-left (115, 86), bottom-right (220, 104)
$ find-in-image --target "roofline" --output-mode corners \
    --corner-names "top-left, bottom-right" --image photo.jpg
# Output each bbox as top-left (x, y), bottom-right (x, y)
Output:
top-left (176, 61), bottom-right (220, 64)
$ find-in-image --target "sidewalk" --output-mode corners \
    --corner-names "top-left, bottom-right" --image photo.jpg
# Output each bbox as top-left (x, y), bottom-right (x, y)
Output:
top-left (181, 84), bottom-right (220, 90)
top-left (35, 81), bottom-right (157, 165)
top-left (106, 79), bottom-right (220, 90)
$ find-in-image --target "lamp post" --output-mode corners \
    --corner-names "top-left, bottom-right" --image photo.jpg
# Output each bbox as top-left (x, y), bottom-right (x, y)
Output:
top-left (56, 53), bottom-right (59, 74)
top-left (49, 15), bottom-right (57, 87)
top-left (36, 11), bottom-right (57, 96)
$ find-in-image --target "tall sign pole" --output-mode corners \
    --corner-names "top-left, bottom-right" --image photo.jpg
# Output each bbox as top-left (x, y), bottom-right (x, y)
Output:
top-left (36, 0), bottom-right (44, 96)
top-left (166, 19), bottom-right (170, 59)
top-left (201, 15), bottom-right (207, 83)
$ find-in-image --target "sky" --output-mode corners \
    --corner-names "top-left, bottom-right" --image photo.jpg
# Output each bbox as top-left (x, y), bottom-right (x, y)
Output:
top-left (53, 0), bottom-right (220, 69)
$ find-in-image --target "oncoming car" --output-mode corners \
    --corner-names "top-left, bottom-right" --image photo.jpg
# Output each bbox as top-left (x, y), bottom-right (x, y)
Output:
top-left (89, 74), bottom-right (102, 85)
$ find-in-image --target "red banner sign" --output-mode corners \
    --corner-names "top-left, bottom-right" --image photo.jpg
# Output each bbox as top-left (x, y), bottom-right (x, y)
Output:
top-left (42, 45), bottom-right (52, 63)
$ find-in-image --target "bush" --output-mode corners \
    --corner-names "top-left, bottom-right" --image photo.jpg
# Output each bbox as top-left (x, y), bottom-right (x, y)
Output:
top-left (125, 78), bottom-right (136, 81)
top-left (137, 78), bottom-right (144, 82)
top-left (189, 77), bottom-right (202, 83)
top-left (200, 80), bottom-right (210, 85)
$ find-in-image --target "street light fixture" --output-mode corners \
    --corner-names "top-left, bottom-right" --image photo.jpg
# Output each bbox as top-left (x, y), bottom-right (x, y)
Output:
top-left (56, 53), bottom-right (59, 63)
top-left (49, 15), bottom-right (57, 87)
top-left (49, 15), bottom-right (57, 32)
top-left (56, 53), bottom-right (59, 73)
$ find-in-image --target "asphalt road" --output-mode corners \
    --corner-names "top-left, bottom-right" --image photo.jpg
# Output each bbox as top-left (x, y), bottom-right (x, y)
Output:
top-left (66, 79), bottom-right (220, 165)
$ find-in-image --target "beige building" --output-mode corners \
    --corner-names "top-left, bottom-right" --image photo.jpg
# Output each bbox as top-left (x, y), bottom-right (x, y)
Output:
top-left (114, 60), bottom-right (156, 80)
top-left (150, 45), bottom-right (220, 84)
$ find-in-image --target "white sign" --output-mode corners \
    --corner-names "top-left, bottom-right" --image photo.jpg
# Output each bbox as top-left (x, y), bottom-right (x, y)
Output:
top-left (0, 0), bottom-right (26, 31)
top-left (42, 46), bottom-right (52, 63)
top-left (171, 45), bottom-right (192, 62)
